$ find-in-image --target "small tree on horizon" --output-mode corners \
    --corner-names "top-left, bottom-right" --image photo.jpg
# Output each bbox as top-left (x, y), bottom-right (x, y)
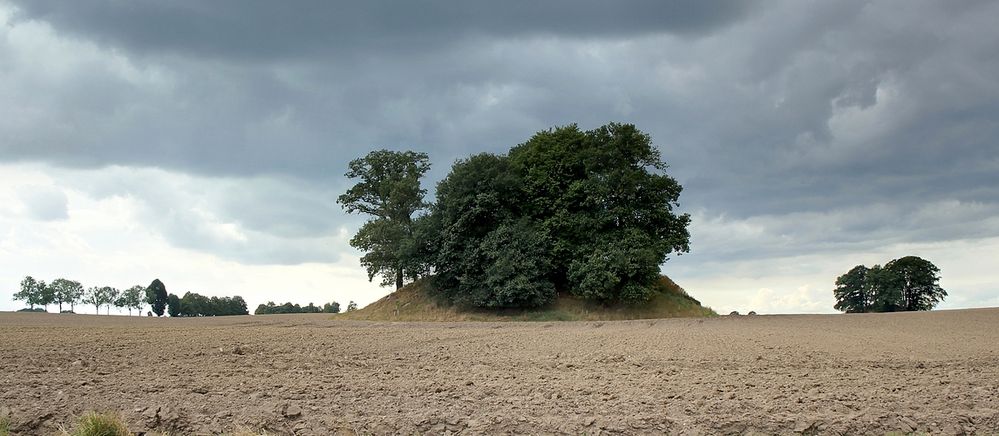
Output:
top-left (117, 286), bottom-right (145, 316)
top-left (50, 278), bottom-right (83, 313)
top-left (13, 276), bottom-right (51, 311)
top-left (38, 280), bottom-right (54, 312)
top-left (145, 279), bottom-right (168, 317)
top-left (84, 286), bottom-right (115, 315)
top-left (167, 293), bottom-right (182, 317)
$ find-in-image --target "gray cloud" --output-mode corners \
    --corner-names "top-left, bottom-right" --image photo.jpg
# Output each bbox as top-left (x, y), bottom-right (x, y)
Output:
top-left (17, 185), bottom-right (68, 221)
top-left (7, 1), bottom-right (754, 60)
top-left (0, 0), bottom-right (997, 274)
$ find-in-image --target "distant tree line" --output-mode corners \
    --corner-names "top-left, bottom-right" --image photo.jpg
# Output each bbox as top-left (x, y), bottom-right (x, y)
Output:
top-left (11, 276), bottom-right (249, 317)
top-left (254, 300), bottom-right (343, 315)
top-left (13, 276), bottom-right (146, 315)
top-left (833, 256), bottom-right (947, 313)
top-left (338, 123), bottom-right (692, 309)
top-left (166, 292), bottom-right (249, 317)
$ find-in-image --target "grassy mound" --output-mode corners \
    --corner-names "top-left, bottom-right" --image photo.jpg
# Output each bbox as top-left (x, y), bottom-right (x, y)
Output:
top-left (339, 275), bottom-right (715, 321)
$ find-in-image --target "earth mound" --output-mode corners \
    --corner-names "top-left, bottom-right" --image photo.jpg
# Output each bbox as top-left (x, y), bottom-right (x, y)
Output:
top-left (339, 275), bottom-right (716, 321)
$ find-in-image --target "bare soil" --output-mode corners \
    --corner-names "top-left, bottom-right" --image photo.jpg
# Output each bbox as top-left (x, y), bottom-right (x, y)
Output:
top-left (1, 309), bottom-right (998, 435)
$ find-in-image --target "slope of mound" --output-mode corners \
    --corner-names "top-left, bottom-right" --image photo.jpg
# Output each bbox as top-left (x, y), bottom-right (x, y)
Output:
top-left (338, 275), bottom-right (715, 321)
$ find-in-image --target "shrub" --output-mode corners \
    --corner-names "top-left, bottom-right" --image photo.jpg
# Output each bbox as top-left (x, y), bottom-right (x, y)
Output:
top-left (16, 307), bottom-right (46, 313)
top-left (65, 412), bottom-right (129, 436)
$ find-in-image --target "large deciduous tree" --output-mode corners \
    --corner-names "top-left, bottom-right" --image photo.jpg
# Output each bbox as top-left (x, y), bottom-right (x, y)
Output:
top-left (13, 276), bottom-right (43, 310)
top-left (884, 256), bottom-right (947, 311)
top-left (145, 279), bottom-right (169, 316)
top-left (430, 123), bottom-right (691, 308)
top-left (117, 285), bottom-right (145, 316)
top-left (833, 256), bottom-right (946, 313)
top-left (337, 150), bottom-right (431, 289)
top-left (50, 278), bottom-right (83, 313)
top-left (84, 286), bottom-right (117, 315)
top-left (832, 265), bottom-right (870, 313)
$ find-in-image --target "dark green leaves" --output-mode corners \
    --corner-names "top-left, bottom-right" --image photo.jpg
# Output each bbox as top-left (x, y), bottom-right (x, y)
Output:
top-left (338, 150), bottom-right (431, 289)
top-left (833, 256), bottom-right (946, 313)
top-left (429, 123), bottom-right (691, 308)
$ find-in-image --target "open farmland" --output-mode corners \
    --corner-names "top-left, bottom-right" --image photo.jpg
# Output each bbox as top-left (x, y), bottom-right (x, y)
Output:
top-left (1, 309), bottom-right (998, 435)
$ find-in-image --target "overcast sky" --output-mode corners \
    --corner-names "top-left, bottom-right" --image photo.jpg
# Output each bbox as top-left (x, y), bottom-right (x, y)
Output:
top-left (2, 0), bottom-right (997, 315)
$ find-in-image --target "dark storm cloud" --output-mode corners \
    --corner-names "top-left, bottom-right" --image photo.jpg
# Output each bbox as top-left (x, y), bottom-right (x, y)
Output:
top-left (7, 0), bottom-right (753, 60)
top-left (1, 0), bottom-right (998, 269)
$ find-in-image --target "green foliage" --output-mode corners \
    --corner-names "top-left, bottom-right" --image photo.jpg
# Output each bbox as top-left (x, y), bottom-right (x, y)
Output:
top-left (145, 279), bottom-right (168, 317)
top-left (886, 256), bottom-right (948, 311)
top-left (254, 300), bottom-right (338, 315)
top-left (14, 276), bottom-right (49, 310)
top-left (115, 285), bottom-right (145, 316)
top-left (84, 286), bottom-right (118, 315)
top-left (833, 265), bottom-right (870, 313)
top-left (0, 416), bottom-right (9, 436)
top-left (337, 149), bottom-right (431, 289)
top-left (50, 278), bottom-right (85, 313)
top-left (172, 292), bottom-right (249, 316)
top-left (16, 307), bottom-right (46, 312)
top-left (38, 279), bottom-right (55, 310)
top-left (66, 411), bottom-right (130, 436)
top-left (429, 123), bottom-right (691, 308)
top-left (346, 301), bottom-right (358, 312)
top-left (833, 256), bottom-right (946, 313)
top-left (167, 293), bottom-right (182, 317)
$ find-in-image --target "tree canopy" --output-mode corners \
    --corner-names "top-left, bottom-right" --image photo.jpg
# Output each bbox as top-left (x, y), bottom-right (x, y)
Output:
top-left (337, 150), bottom-right (431, 289)
top-left (427, 123), bottom-right (691, 308)
top-left (50, 278), bottom-right (85, 313)
top-left (833, 256), bottom-right (946, 313)
top-left (170, 292), bottom-right (248, 317)
top-left (254, 300), bottom-right (340, 315)
top-left (13, 276), bottom-right (47, 310)
top-left (145, 279), bottom-right (169, 317)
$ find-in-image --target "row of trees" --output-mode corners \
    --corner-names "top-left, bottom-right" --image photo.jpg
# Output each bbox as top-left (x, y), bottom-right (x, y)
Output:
top-left (338, 123), bottom-right (692, 309)
top-left (12, 277), bottom-right (250, 317)
top-left (254, 300), bottom-right (348, 315)
top-left (13, 276), bottom-right (146, 315)
top-left (833, 256), bottom-right (947, 313)
top-left (166, 292), bottom-right (249, 317)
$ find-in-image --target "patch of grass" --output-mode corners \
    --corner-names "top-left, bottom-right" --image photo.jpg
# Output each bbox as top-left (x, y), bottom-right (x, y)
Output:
top-left (63, 412), bottom-right (130, 436)
top-left (339, 275), bottom-right (717, 322)
top-left (1, 416), bottom-right (11, 436)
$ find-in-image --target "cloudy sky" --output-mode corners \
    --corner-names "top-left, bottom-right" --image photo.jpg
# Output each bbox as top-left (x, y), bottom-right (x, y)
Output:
top-left (2, 0), bottom-right (997, 315)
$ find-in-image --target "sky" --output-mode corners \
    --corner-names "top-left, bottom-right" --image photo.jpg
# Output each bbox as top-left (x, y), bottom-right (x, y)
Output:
top-left (1, 0), bottom-right (997, 315)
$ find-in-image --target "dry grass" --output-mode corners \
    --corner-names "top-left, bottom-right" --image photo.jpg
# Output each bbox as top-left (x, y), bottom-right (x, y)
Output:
top-left (338, 275), bottom-right (716, 322)
top-left (62, 412), bottom-right (130, 436)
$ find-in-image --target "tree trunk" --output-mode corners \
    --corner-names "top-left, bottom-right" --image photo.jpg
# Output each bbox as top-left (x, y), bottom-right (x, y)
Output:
top-left (58, 302), bottom-right (63, 312)
top-left (396, 267), bottom-right (403, 290)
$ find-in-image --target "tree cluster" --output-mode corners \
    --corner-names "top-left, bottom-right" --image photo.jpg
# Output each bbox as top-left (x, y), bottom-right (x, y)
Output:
top-left (12, 276), bottom-right (146, 315)
top-left (167, 292), bottom-right (249, 317)
top-left (339, 123), bottom-right (692, 309)
top-left (254, 301), bottom-right (341, 315)
top-left (833, 256), bottom-right (947, 313)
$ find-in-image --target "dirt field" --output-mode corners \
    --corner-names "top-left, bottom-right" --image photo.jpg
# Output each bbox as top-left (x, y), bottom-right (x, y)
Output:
top-left (1, 309), bottom-right (998, 435)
